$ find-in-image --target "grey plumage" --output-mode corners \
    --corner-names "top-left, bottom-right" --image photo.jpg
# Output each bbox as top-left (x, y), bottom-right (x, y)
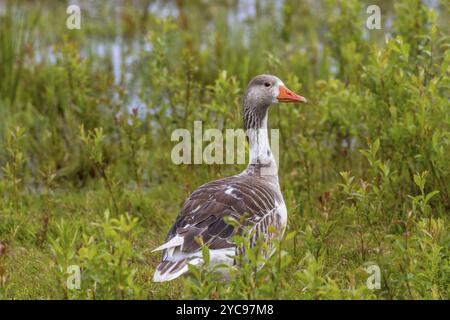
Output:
top-left (153, 75), bottom-right (305, 282)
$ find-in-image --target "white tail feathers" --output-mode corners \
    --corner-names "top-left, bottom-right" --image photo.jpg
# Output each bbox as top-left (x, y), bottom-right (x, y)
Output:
top-left (153, 261), bottom-right (189, 282)
top-left (152, 246), bottom-right (235, 282)
top-left (153, 257), bottom-right (202, 282)
top-left (151, 235), bottom-right (184, 253)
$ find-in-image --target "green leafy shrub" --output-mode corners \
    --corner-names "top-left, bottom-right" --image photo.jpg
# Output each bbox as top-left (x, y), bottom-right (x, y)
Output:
top-left (49, 211), bottom-right (142, 299)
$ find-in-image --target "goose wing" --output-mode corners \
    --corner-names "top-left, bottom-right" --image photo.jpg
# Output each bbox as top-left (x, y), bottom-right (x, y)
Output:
top-left (152, 175), bottom-right (283, 282)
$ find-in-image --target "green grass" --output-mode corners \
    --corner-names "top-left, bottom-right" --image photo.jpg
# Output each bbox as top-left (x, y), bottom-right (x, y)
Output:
top-left (0, 0), bottom-right (449, 299)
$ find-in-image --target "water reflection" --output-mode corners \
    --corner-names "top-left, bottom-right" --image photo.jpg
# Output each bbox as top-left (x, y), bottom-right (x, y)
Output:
top-left (3, 0), bottom-right (447, 115)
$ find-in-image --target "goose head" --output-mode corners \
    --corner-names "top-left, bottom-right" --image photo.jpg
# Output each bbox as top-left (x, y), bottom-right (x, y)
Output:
top-left (243, 74), bottom-right (307, 131)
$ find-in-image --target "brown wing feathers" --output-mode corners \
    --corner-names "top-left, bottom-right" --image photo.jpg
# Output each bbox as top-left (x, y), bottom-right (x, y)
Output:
top-left (166, 176), bottom-right (280, 253)
top-left (154, 175), bottom-right (283, 281)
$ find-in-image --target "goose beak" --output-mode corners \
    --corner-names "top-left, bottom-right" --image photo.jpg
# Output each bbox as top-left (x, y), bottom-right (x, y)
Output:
top-left (277, 85), bottom-right (307, 103)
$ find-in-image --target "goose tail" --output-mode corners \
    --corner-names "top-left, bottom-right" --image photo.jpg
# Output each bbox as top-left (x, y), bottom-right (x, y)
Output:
top-left (153, 257), bottom-right (202, 282)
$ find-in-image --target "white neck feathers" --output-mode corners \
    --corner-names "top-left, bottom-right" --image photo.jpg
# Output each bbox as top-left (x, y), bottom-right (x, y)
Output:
top-left (246, 115), bottom-right (278, 175)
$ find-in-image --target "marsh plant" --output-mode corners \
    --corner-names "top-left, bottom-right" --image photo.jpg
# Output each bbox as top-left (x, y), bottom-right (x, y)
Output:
top-left (0, 0), bottom-right (448, 299)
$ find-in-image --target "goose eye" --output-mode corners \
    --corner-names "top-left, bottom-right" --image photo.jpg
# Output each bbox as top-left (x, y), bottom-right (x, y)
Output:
top-left (264, 82), bottom-right (271, 87)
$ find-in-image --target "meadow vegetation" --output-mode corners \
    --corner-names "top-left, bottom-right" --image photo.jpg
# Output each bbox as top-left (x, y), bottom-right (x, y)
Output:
top-left (0, 0), bottom-right (449, 299)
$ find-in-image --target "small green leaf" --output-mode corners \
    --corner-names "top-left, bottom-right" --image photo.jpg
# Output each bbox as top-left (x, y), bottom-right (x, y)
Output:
top-left (424, 191), bottom-right (439, 204)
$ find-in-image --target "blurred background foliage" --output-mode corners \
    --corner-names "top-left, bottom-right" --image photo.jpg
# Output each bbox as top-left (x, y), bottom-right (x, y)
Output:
top-left (0, 0), bottom-right (449, 299)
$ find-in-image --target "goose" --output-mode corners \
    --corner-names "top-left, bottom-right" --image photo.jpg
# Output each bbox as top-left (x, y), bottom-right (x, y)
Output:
top-left (153, 74), bottom-right (307, 282)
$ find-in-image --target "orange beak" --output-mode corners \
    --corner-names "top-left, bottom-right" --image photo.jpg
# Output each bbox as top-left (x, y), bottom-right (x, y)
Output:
top-left (277, 85), bottom-right (307, 103)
